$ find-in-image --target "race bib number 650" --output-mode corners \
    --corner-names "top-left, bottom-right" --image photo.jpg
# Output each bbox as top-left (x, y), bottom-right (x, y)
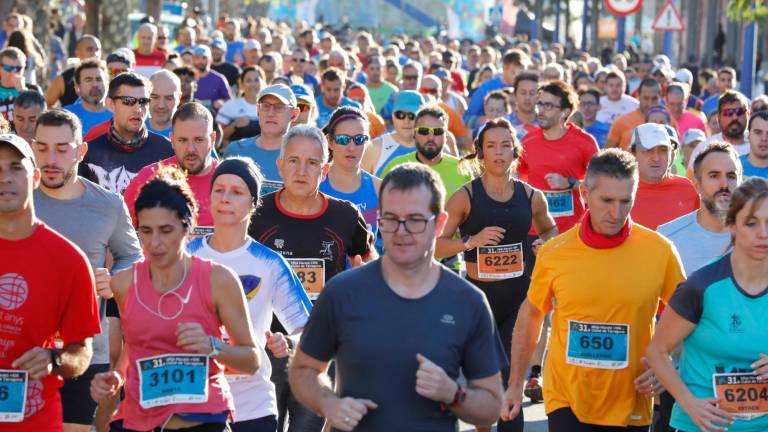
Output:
top-left (137, 354), bottom-right (209, 409)
top-left (566, 321), bottom-right (629, 369)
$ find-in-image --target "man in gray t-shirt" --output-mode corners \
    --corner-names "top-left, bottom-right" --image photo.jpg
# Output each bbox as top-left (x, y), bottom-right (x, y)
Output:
top-left (289, 163), bottom-right (504, 431)
top-left (655, 141), bottom-right (741, 432)
top-left (31, 109), bottom-right (141, 431)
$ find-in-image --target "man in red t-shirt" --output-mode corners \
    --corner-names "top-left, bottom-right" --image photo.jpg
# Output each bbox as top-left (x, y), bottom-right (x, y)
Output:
top-left (518, 80), bottom-right (599, 234)
top-left (133, 23), bottom-right (167, 78)
top-left (123, 101), bottom-right (218, 234)
top-left (0, 134), bottom-right (100, 431)
top-left (629, 123), bottom-right (700, 229)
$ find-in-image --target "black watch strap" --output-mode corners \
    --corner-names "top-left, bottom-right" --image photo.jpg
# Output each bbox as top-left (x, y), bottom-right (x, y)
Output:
top-left (49, 349), bottom-right (62, 370)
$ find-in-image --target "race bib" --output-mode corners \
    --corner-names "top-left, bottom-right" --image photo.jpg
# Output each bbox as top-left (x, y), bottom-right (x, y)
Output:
top-left (543, 190), bottom-right (574, 217)
top-left (712, 373), bottom-right (768, 420)
top-left (0, 370), bottom-right (27, 422)
top-left (191, 226), bottom-right (215, 239)
top-left (288, 258), bottom-right (325, 300)
top-left (476, 243), bottom-right (524, 279)
top-left (566, 321), bottom-right (629, 369)
top-left (137, 354), bottom-right (209, 409)
top-left (261, 180), bottom-right (283, 196)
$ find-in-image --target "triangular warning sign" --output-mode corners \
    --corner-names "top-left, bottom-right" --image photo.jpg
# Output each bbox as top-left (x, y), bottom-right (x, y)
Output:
top-left (652, 1), bottom-right (685, 32)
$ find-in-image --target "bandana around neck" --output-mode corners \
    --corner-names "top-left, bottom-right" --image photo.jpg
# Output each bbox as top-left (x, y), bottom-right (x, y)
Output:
top-left (108, 120), bottom-right (149, 153)
top-left (578, 210), bottom-right (633, 249)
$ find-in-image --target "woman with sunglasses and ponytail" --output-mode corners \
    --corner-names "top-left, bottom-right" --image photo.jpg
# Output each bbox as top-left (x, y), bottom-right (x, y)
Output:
top-left (319, 106), bottom-right (381, 241)
top-left (435, 118), bottom-right (557, 432)
top-left (90, 166), bottom-right (259, 432)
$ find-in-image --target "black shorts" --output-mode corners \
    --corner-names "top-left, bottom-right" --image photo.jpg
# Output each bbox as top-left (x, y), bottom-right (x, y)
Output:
top-left (110, 419), bottom-right (230, 432)
top-left (60, 363), bottom-right (110, 425)
top-left (548, 407), bottom-right (650, 432)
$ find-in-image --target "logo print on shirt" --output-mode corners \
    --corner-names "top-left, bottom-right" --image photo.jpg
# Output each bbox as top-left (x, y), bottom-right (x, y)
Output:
top-left (239, 275), bottom-right (263, 300)
top-left (0, 273), bottom-right (28, 310)
top-left (320, 241), bottom-right (335, 259)
top-left (87, 164), bottom-right (137, 195)
top-left (24, 379), bottom-right (44, 418)
top-left (729, 314), bottom-right (744, 333)
top-left (440, 314), bottom-right (456, 325)
top-left (274, 239), bottom-right (285, 249)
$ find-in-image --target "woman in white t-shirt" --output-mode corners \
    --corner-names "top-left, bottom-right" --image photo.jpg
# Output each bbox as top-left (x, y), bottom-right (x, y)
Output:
top-left (217, 66), bottom-right (265, 146)
top-left (188, 157), bottom-right (312, 432)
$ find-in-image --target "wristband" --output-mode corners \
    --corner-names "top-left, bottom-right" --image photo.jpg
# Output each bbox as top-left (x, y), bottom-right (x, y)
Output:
top-left (440, 383), bottom-right (466, 411)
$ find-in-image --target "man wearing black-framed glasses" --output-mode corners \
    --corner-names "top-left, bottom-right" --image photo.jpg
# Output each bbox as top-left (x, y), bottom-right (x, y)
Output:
top-left (290, 163), bottom-right (504, 431)
top-left (80, 72), bottom-right (173, 195)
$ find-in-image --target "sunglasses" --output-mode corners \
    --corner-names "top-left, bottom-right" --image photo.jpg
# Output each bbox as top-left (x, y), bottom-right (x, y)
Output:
top-left (720, 107), bottom-right (746, 117)
top-left (293, 58), bottom-right (308, 63)
top-left (402, 75), bottom-right (419, 81)
top-left (110, 68), bottom-right (128, 77)
top-left (112, 95), bottom-right (151, 107)
top-left (415, 126), bottom-right (445, 136)
top-left (1, 64), bottom-right (23, 73)
top-left (298, 103), bottom-right (312, 113)
top-left (420, 87), bottom-right (439, 95)
top-left (334, 134), bottom-right (369, 146)
top-left (394, 111), bottom-right (415, 120)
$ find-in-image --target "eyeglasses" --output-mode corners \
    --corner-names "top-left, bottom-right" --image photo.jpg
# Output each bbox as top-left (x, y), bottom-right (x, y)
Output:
top-left (378, 215), bottom-right (436, 234)
top-left (258, 102), bottom-right (292, 113)
top-left (1, 64), bottom-right (23, 73)
top-left (394, 111), bottom-right (416, 121)
top-left (721, 107), bottom-right (746, 117)
top-left (579, 101), bottom-right (598, 107)
top-left (333, 134), bottom-right (369, 146)
top-left (112, 95), bottom-right (151, 107)
top-left (420, 87), bottom-right (439, 95)
top-left (415, 126), bottom-right (445, 136)
top-left (535, 101), bottom-right (562, 111)
top-left (292, 58), bottom-right (308, 63)
top-left (297, 103), bottom-right (312, 113)
top-left (109, 68), bottom-right (128, 77)
top-left (402, 74), bottom-right (419, 81)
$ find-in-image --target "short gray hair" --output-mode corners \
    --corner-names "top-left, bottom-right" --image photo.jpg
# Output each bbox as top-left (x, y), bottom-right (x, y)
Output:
top-left (150, 69), bottom-right (182, 94)
top-left (584, 148), bottom-right (638, 190)
top-left (280, 125), bottom-right (329, 164)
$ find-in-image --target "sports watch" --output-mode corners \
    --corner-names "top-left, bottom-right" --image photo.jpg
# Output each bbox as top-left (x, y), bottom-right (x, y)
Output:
top-left (49, 349), bottom-right (62, 371)
top-left (209, 336), bottom-right (223, 358)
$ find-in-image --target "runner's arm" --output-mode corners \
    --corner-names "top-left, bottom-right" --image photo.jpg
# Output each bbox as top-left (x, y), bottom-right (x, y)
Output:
top-left (361, 137), bottom-right (382, 174)
top-left (55, 339), bottom-right (94, 378)
top-left (435, 187), bottom-right (470, 259)
top-left (645, 306), bottom-right (698, 408)
top-left (211, 264), bottom-right (260, 375)
top-left (450, 373), bottom-right (504, 426)
top-left (508, 300), bottom-right (547, 391)
top-left (288, 346), bottom-right (337, 415)
top-left (108, 199), bottom-right (143, 272)
top-left (44, 74), bottom-right (65, 107)
top-left (530, 189), bottom-right (558, 241)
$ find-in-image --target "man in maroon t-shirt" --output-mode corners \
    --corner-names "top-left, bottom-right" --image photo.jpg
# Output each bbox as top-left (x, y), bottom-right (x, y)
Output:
top-left (0, 134), bottom-right (100, 431)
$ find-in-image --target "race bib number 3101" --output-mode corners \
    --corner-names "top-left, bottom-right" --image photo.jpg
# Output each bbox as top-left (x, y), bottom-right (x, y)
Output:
top-left (137, 354), bottom-right (209, 409)
top-left (566, 321), bottom-right (629, 369)
top-left (712, 373), bottom-right (768, 420)
top-left (0, 370), bottom-right (27, 422)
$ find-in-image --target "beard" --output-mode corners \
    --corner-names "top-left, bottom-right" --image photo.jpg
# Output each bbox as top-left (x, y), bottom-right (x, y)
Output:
top-left (417, 141), bottom-right (443, 160)
top-left (702, 192), bottom-right (731, 219)
top-left (723, 120), bottom-right (746, 139)
top-left (41, 165), bottom-right (77, 189)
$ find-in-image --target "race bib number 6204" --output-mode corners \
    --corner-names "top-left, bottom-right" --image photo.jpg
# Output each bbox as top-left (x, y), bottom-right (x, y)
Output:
top-left (712, 373), bottom-right (768, 420)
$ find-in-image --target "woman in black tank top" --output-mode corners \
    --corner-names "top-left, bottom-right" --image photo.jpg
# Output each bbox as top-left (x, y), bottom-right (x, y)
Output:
top-left (436, 119), bottom-right (557, 432)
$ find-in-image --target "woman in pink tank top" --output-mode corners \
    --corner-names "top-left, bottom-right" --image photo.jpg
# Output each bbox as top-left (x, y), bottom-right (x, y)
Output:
top-left (90, 166), bottom-right (260, 431)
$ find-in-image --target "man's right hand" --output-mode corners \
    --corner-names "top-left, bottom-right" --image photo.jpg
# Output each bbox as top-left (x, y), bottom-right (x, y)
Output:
top-left (95, 268), bottom-right (113, 299)
top-left (322, 396), bottom-right (378, 431)
top-left (90, 371), bottom-right (124, 403)
top-left (500, 384), bottom-right (523, 421)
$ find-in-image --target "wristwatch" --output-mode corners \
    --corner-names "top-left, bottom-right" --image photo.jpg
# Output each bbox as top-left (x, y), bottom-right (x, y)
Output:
top-left (462, 234), bottom-right (473, 251)
top-left (440, 382), bottom-right (467, 411)
top-left (49, 349), bottom-right (62, 371)
top-left (567, 177), bottom-right (578, 189)
top-left (209, 336), bottom-right (223, 358)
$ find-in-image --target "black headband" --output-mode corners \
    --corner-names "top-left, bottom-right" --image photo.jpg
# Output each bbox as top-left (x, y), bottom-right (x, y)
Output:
top-left (211, 159), bottom-right (261, 202)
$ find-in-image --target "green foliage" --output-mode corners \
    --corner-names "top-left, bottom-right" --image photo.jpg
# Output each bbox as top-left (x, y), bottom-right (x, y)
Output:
top-left (727, 0), bottom-right (768, 23)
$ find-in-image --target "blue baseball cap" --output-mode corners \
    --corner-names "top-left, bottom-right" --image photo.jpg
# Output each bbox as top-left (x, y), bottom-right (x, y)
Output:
top-left (192, 44), bottom-right (211, 58)
top-left (290, 84), bottom-right (315, 105)
top-left (392, 90), bottom-right (425, 114)
top-left (210, 38), bottom-right (227, 51)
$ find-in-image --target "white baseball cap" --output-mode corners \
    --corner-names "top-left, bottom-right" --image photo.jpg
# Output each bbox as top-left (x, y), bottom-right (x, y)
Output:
top-left (631, 123), bottom-right (678, 151)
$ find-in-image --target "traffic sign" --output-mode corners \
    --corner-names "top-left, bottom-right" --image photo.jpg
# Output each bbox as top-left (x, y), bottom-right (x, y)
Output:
top-left (604, 0), bottom-right (643, 17)
top-left (652, 1), bottom-right (685, 32)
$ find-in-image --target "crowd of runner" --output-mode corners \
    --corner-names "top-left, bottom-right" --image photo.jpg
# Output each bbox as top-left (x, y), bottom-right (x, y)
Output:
top-left (0, 7), bottom-right (766, 432)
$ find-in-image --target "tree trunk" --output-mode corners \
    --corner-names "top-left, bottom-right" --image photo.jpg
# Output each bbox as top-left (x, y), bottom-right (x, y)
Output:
top-left (85, 0), bottom-right (101, 37)
top-left (146, 0), bottom-right (162, 24)
top-left (100, 0), bottom-right (131, 54)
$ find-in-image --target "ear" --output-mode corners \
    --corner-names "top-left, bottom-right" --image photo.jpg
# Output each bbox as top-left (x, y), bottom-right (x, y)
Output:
top-left (105, 97), bottom-right (115, 114)
top-left (434, 210), bottom-right (449, 237)
top-left (77, 141), bottom-right (88, 162)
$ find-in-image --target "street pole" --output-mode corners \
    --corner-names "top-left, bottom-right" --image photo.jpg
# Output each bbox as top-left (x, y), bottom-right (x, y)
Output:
top-left (663, 32), bottom-right (673, 62)
top-left (582, 0), bottom-right (589, 51)
top-left (617, 16), bottom-right (626, 53)
top-left (555, 0), bottom-right (561, 44)
top-left (740, 3), bottom-right (758, 98)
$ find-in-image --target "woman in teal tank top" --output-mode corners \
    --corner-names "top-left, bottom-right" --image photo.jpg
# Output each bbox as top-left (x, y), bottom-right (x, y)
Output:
top-left (647, 177), bottom-right (768, 432)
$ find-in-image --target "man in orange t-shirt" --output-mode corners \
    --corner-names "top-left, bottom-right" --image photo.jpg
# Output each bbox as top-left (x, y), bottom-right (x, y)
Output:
top-left (629, 123), bottom-right (700, 229)
top-left (605, 79), bottom-right (661, 149)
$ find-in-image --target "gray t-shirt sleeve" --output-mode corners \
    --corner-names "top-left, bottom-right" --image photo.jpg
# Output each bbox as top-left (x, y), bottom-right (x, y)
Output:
top-left (461, 291), bottom-right (505, 380)
top-left (668, 279), bottom-right (705, 324)
top-left (299, 281), bottom-right (339, 362)
top-left (108, 197), bottom-right (142, 272)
